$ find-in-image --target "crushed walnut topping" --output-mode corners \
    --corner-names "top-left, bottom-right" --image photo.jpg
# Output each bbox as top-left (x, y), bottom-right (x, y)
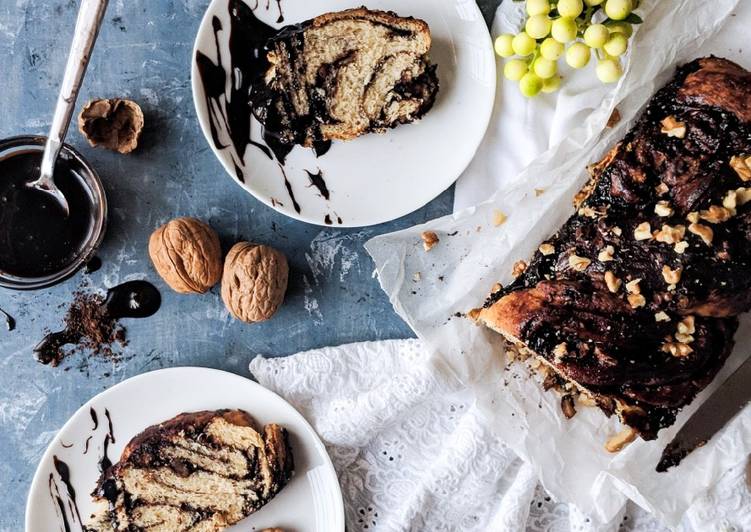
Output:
top-left (605, 427), bottom-right (638, 453)
top-left (598, 245), bottom-right (615, 262)
top-left (675, 332), bottom-right (694, 344)
top-left (654, 224), bottom-right (686, 244)
top-left (654, 200), bottom-right (674, 217)
top-left (655, 182), bottom-right (669, 196)
top-left (660, 116), bottom-right (687, 138)
top-left (678, 316), bottom-right (695, 335)
top-left (674, 241), bottom-right (689, 254)
top-left (686, 212), bottom-right (700, 223)
top-left (699, 205), bottom-right (733, 224)
top-left (604, 271), bottom-right (622, 293)
top-left (627, 293), bottom-right (646, 308)
top-left (663, 341), bottom-right (693, 357)
top-left (730, 154), bottom-right (751, 181)
top-left (569, 254), bottom-right (592, 272)
top-left (491, 282), bottom-right (503, 294)
top-left (611, 226), bottom-right (623, 236)
top-left (493, 209), bottom-right (508, 226)
top-left (688, 223), bottom-right (713, 245)
top-left (421, 231), bottom-right (439, 251)
top-left (512, 260), bottom-right (528, 278)
top-left (625, 278), bottom-right (642, 294)
top-left (662, 265), bottom-right (682, 285)
top-left (578, 206), bottom-right (606, 218)
top-left (553, 342), bottom-right (568, 361)
top-left (655, 311), bottom-right (671, 322)
top-left (634, 222), bottom-right (652, 241)
top-left (539, 243), bottom-right (555, 256)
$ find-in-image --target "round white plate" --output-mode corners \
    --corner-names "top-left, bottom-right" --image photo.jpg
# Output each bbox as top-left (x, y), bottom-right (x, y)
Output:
top-left (191, 0), bottom-right (495, 227)
top-left (26, 367), bottom-right (344, 532)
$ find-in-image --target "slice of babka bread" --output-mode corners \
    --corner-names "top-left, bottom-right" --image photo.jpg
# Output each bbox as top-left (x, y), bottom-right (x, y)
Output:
top-left (251, 7), bottom-right (439, 161)
top-left (85, 410), bottom-right (293, 531)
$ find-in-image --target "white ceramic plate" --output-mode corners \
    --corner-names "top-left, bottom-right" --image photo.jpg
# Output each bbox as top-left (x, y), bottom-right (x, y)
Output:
top-left (25, 367), bottom-right (344, 532)
top-left (191, 0), bottom-right (495, 227)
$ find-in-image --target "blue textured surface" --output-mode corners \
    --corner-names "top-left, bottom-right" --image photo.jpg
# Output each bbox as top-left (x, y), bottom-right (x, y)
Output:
top-left (0, 1), bottom-right (499, 528)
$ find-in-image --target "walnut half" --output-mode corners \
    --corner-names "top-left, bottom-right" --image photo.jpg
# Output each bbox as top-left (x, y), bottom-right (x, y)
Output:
top-left (221, 242), bottom-right (289, 323)
top-left (78, 98), bottom-right (144, 154)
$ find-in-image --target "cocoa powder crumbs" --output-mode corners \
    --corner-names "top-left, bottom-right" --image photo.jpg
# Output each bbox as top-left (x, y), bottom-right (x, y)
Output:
top-left (34, 289), bottom-right (128, 367)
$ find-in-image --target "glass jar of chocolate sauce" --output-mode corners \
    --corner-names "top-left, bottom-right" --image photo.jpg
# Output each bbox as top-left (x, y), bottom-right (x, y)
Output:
top-left (0, 136), bottom-right (107, 289)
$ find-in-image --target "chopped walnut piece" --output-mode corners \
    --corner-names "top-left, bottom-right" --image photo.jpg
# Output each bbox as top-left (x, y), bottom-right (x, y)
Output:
top-left (627, 293), bottom-right (646, 308)
top-left (654, 224), bottom-right (686, 244)
top-left (561, 395), bottom-right (577, 419)
top-left (699, 205), bottom-right (733, 224)
top-left (568, 254), bottom-right (592, 272)
top-left (674, 241), bottom-right (689, 254)
top-left (634, 222), bottom-right (652, 241)
top-left (675, 332), bottom-right (695, 344)
top-left (655, 182), bottom-right (669, 196)
top-left (654, 201), bottom-right (674, 217)
top-left (625, 278), bottom-right (642, 294)
top-left (655, 311), bottom-right (671, 322)
top-left (493, 209), bottom-right (508, 226)
top-left (421, 231), bottom-right (439, 251)
top-left (687, 211), bottom-right (700, 223)
top-left (553, 342), bottom-right (568, 361)
top-left (730, 155), bottom-right (751, 181)
top-left (598, 245), bottom-right (615, 262)
top-left (535, 188), bottom-right (545, 197)
top-left (605, 427), bottom-right (638, 453)
top-left (467, 308), bottom-right (482, 321)
top-left (661, 265), bottom-right (682, 285)
top-left (660, 116), bottom-right (687, 138)
top-left (678, 316), bottom-right (695, 335)
top-left (723, 190), bottom-right (738, 210)
top-left (512, 260), bottom-right (528, 278)
top-left (688, 223), bottom-right (713, 245)
top-left (491, 282), bottom-right (503, 294)
top-left (663, 341), bottom-right (693, 357)
top-left (578, 206), bottom-right (605, 218)
top-left (604, 271), bottom-right (622, 293)
top-left (539, 243), bottom-right (555, 256)
top-left (611, 226), bottom-right (623, 236)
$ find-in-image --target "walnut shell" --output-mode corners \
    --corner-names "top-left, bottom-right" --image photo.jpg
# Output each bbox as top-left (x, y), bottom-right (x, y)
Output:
top-left (148, 217), bottom-right (222, 294)
top-left (221, 242), bottom-right (289, 323)
top-left (78, 98), bottom-right (144, 154)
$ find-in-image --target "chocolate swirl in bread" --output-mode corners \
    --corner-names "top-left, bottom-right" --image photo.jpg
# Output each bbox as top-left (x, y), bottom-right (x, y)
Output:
top-left (251, 7), bottom-right (439, 162)
top-left (479, 57), bottom-right (751, 441)
top-left (85, 410), bottom-right (293, 531)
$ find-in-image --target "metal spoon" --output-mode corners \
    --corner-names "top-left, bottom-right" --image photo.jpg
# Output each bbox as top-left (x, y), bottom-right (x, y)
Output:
top-left (28, 0), bottom-right (109, 216)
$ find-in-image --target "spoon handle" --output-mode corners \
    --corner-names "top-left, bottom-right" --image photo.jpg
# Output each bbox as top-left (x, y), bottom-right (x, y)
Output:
top-left (40, 0), bottom-right (109, 179)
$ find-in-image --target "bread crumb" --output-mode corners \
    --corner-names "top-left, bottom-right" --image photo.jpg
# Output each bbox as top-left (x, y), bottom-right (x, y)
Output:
top-left (493, 210), bottom-right (508, 226)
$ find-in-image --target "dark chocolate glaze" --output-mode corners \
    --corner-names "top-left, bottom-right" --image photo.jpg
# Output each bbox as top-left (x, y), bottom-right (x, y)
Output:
top-left (105, 408), bottom-right (116, 444)
top-left (0, 151), bottom-right (96, 278)
top-left (279, 165), bottom-right (301, 214)
top-left (90, 407), bottom-right (99, 431)
top-left (102, 281), bottom-right (161, 319)
top-left (83, 436), bottom-right (92, 455)
top-left (324, 214), bottom-right (332, 225)
top-left (305, 169), bottom-right (330, 200)
top-left (0, 307), bottom-right (15, 331)
top-left (49, 474), bottom-right (72, 532)
top-left (60, 441), bottom-right (74, 449)
top-left (99, 433), bottom-right (113, 473)
top-left (53, 455), bottom-right (83, 526)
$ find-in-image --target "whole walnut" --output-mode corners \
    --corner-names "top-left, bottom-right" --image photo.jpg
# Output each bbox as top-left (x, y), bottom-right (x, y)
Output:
top-left (221, 242), bottom-right (289, 323)
top-left (148, 217), bottom-right (223, 294)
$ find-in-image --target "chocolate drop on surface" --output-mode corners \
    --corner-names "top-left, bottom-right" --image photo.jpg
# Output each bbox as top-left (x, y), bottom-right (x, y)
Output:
top-left (305, 169), bottom-right (330, 200)
top-left (0, 151), bottom-right (96, 278)
top-left (85, 256), bottom-right (102, 274)
top-left (90, 407), bottom-right (99, 431)
top-left (103, 280), bottom-right (161, 319)
top-left (0, 307), bottom-right (15, 331)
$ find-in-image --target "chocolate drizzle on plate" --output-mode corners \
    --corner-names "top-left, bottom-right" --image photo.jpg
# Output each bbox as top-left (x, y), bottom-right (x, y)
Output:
top-left (279, 165), bottom-right (301, 214)
top-left (90, 407), bottom-right (99, 431)
top-left (0, 307), bottom-right (15, 331)
top-left (48, 474), bottom-right (71, 532)
top-left (52, 456), bottom-right (83, 527)
top-left (305, 169), bottom-right (330, 200)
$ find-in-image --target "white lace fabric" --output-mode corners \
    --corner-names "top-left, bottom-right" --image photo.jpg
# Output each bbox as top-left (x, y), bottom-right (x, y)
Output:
top-left (251, 340), bottom-right (751, 531)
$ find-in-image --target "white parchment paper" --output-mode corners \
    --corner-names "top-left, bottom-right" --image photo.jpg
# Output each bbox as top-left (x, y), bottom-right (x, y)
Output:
top-left (366, 0), bottom-right (749, 526)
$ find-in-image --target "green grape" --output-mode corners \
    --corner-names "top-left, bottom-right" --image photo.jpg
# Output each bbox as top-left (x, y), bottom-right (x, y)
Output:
top-left (519, 72), bottom-right (543, 97)
top-left (533, 58), bottom-right (557, 79)
top-left (542, 75), bottom-right (562, 93)
top-left (526, 0), bottom-right (551, 16)
top-left (603, 33), bottom-right (628, 56)
top-left (494, 34), bottom-right (515, 57)
top-left (557, 0), bottom-right (584, 18)
top-left (608, 21), bottom-right (633, 38)
top-left (596, 58), bottom-right (623, 83)
top-left (512, 32), bottom-right (537, 56)
top-left (551, 17), bottom-right (578, 43)
top-left (540, 37), bottom-right (564, 60)
top-left (504, 59), bottom-right (529, 81)
top-left (584, 0), bottom-right (604, 5)
top-left (525, 15), bottom-right (552, 39)
top-left (604, 0), bottom-right (633, 21)
top-left (565, 42), bottom-right (591, 69)
top-left (583, 24), bottom-right (609, 48)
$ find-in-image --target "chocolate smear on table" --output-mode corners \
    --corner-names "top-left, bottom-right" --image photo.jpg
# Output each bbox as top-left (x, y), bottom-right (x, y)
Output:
top-left (0, 307), bottom-right (15, 331)
top-left (34, 281), bottom-right (161, 366)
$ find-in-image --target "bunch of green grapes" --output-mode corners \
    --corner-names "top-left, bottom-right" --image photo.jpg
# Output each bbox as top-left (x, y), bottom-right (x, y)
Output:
top-left (494, 0), bottom-right (642, 97)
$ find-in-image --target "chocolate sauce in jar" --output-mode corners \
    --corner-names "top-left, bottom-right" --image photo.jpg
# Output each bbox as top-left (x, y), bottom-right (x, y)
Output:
top-left (0, 150), bottom-right (97, 278)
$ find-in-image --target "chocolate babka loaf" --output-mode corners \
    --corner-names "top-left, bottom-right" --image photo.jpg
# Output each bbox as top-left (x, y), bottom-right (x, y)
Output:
top-left (478, 57), bottom-right (751, 443)
top-left (251, 7), bottom-right (439, 161)
top-left (85, 410), bottom-right (293, 531)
